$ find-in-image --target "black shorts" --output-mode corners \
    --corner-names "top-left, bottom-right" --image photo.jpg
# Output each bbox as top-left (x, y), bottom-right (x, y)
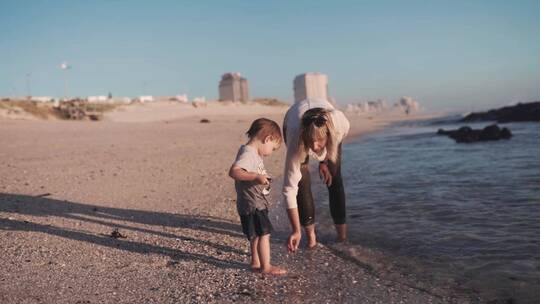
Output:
top-left (240, 209), bottom-right (273, 240)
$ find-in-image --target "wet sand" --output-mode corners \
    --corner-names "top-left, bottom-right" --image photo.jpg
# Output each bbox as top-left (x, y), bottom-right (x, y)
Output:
top-left (0, 102), bottom-right (476, 303)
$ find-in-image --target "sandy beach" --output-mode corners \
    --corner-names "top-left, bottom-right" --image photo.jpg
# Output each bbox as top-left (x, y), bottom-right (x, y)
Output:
top-left (1, 102), bottom-right (475, 303)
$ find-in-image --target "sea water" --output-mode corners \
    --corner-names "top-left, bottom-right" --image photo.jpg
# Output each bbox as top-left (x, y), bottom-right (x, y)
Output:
top-left (318, 117), bottom-right (540, 303)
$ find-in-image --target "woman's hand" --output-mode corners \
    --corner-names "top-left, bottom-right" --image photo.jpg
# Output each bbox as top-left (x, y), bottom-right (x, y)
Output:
top-left (286, 208), bottom-right (302, 253)
top-left (287, 231), bottom-right (301, 253)
top-left (319, 162), bottom-right (332, 186)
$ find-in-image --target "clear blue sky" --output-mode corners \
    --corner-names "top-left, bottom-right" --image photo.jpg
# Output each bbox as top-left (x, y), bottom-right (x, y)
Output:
top-left (1, 0), bottom-right (539, 111)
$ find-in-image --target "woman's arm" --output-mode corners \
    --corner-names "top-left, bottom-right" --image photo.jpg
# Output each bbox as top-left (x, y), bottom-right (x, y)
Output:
top-left (319, 161), bottom-right (332, 186)
top-left (283, 137), bottom-right (305, 252)
top-left (332, 110), bottom-right (351, 141)
top-left (286, 208), bottom-right (302, 252)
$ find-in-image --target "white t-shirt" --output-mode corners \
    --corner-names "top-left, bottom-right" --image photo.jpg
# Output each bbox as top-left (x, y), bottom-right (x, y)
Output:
top-left (232, 145), bottom-right (270, 215)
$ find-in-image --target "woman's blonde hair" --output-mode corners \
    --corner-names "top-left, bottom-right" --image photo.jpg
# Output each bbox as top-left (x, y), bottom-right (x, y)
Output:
top-left (299, 108), bottom-right (339, 163)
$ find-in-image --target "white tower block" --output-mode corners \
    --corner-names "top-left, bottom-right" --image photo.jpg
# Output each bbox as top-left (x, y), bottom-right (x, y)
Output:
top-left (293, 72), bottom-right (328, 103)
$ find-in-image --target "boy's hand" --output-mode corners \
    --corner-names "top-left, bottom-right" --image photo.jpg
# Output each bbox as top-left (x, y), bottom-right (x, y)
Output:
top-left (255, 174), bottom-right (270, 185)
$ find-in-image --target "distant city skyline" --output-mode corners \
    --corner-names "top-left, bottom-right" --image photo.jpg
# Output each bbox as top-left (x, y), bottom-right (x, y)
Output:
top-left (1, 0), bottom-right (539, 112)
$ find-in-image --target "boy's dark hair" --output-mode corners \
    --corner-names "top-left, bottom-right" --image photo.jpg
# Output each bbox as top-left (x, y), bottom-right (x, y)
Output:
top-left (246, 118), bottom-right (282, 143)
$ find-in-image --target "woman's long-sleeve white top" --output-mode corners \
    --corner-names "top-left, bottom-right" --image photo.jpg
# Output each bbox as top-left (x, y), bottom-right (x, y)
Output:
top-left (282, 98), bottom-right (350, 209)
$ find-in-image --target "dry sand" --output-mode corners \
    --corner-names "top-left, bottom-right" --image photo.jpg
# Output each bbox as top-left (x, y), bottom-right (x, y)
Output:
top-left (1, 102), bottom-right (475, 303)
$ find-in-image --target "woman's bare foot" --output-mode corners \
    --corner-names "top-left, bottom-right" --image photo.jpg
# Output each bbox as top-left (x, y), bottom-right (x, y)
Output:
top-left (261, 265), bottom-right (287, 275)
top-left (335, 224), bottom-right (347, 242)
top-left (306, 234), bottom-right (317, 248)
top-left (336, 237), bottom-right (347, 244)
top-left (306, 227), bottom-right (317, 248)
top-left (307, 241), bottom-right (318, 250)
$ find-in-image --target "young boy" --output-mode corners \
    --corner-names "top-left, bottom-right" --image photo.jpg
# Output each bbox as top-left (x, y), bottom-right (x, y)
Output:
top-left (229, 118), bottom-right (287, 275)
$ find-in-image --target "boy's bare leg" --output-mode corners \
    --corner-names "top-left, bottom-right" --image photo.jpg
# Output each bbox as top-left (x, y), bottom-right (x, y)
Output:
top-left (304, 224), bottom-right (317, 248)
top-left (250, 237), bottom-right (261, 271)
top-left (258, 234), bottom-right (286, 275)
top-left (335, 224), bottom-right (347, 242)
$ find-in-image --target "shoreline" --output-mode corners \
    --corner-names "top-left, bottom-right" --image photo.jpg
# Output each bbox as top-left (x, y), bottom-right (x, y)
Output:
top-left (279, 113), bottom-right (480, 302)
top-left (0, 104), bottom-right (477, 303)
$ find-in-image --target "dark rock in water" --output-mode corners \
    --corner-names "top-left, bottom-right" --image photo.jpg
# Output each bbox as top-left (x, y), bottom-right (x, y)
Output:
top-left (499, 127), bottom-right (512, 138)
top-left (200, 118), bottom-right (210, 123)
top-left (462, 101), bottom-right (540, 123)
top-left (437, 124), bottom-right (512, 143)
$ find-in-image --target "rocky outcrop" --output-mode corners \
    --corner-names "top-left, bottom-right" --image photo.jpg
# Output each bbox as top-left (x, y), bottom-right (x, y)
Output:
top-left (462, 101), bottom-right (540, 123)
top-left (56, 99), bottom-right (104, 120)
top-left (437, 124), bottom-right (512, 143)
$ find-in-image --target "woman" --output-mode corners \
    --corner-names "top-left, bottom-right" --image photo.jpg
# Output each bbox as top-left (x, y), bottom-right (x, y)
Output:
top-left (282, 98), bottom-right (350, 252)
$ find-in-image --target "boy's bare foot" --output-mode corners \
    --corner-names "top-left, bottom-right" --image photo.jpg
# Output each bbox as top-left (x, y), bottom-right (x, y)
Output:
top-left (261, 265), bottom-right (287, 275)
top-left (250, 266), bottom-right (261, 272)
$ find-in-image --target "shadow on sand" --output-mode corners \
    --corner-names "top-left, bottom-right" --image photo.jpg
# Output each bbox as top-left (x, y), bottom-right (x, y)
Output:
top-left (0, 193), bottom-right (246, 270)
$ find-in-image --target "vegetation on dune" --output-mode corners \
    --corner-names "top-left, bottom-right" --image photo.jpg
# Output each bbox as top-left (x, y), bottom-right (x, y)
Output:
top-left (0, 99), bottom-right (120, 120)
top-left (251, 98), bottom-right (290, 106)
top-left (0, 100), bottom-right (61, 119)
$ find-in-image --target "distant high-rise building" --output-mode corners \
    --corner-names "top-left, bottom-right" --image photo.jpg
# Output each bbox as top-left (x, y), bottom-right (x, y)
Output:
top-left (219, 72), bottom-right (249, 102)
top-left (293, 72), bottom-right (328, 102)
